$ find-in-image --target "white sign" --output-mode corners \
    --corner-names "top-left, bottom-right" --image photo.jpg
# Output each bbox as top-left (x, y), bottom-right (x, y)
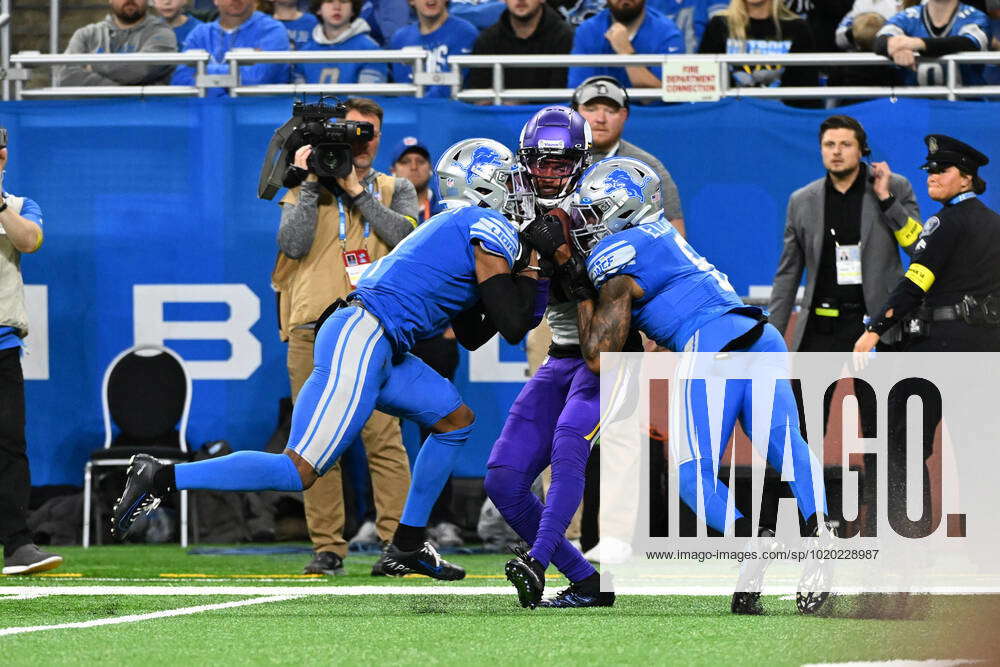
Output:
top-left (661, 60), bottom-right (721, 103)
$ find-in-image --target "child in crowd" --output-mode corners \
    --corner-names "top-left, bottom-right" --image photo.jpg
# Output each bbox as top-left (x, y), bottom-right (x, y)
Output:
top-left (295, 0), bottom-right (387, 83)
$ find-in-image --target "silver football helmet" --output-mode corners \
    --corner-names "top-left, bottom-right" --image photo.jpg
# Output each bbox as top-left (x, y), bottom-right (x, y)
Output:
top-left (568, 157), bottom-right (662, 255)
top-left (436, 138), bottom-right (535, 227)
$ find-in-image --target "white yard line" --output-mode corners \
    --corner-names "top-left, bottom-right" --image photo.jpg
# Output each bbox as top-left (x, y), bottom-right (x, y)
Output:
top-left (0, 595), bottom-right (301, 637)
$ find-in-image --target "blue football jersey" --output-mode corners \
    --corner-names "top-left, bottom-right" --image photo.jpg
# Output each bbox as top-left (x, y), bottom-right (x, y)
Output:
top-left (877, 3), bottom-right (991, 86)
top-left (279, 13), bottom-right (319, 50)
top-left (389, 17), bottom-right (478, 97)
top-left (587, 215), bottom-right (743, 351)
top-left (352, 205), bottom-right (521, 353)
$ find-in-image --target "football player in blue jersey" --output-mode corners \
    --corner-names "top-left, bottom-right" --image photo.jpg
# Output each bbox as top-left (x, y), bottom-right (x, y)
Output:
top-left (874, 0), bottom-right (992, 86)
top-left (529, 156), bottom-right (831, 614)
top-left (111, 138), bottom-right (547, 581)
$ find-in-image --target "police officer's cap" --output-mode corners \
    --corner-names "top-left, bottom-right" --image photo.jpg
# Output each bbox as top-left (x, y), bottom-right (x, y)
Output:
top-left (922, 134), bottom-right (988, 194)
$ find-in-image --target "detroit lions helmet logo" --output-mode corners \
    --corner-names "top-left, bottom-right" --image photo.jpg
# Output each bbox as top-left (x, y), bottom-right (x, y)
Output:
top-left (453, 146), bottom-right (504, 184)
top-left (603, 168), bottom-right (652, 202)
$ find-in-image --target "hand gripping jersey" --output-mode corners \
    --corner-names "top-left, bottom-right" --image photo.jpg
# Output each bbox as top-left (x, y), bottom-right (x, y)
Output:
top-left (586, 215), bottom-right (744, 351)
top-left (352, 204), bottom-right (521, 354)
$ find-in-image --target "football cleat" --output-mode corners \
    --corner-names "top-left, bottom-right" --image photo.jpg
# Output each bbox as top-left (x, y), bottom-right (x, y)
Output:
top-left (537, 581), bottom-right (615, 608)
top-left (370, 541), bottom-right (390, 577)
top-left (731, 528), bottom-right (778, 615)
top-left (110, 454), bottom-right (165, 540)
top-left (504, 546), bottom-right (545, 609)
top-left (797, 520), bottom-right (838, 615)
top-left (380, 541), bottom-right (465, 581)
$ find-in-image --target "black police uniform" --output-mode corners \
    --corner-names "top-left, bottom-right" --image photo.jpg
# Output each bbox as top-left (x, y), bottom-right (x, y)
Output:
top-left (867, 135), bottom-right (1000, 352)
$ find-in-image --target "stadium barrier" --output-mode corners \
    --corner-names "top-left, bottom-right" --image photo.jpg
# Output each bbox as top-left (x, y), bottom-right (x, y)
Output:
top-left (7, 50), bottom-right (1000, 102)
top-left (2, 95), bottom-right (998, 487)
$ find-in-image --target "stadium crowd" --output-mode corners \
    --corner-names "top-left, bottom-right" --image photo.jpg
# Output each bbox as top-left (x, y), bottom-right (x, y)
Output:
top-left (50, 0), bottom-right (1000, 96)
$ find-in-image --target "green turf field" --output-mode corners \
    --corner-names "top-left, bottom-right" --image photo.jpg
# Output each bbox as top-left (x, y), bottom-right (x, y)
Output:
top-left (1, 545), bottom-right (996, 665)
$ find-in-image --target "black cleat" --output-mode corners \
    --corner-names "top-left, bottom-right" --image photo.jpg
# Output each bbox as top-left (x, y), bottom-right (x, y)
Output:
top-left (370, 541), bottom-right (389, 577)
top-left (537, 581), bottom-right (615, 608)
top-left (380, 541), bottom-right (465, 581)
top-left (731, 528), bottom-right (777, 615)
top-left (303, 551), bottom-right (346, 576)
top-left (110, 454), bottom-right (165, 540)
top-left (504, 546), bottom-right (545, 609)
top-left (797, 521), bottom-right (838, 614)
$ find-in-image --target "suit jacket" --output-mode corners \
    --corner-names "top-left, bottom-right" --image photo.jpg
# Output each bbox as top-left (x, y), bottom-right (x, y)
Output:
top-left (769, 171), bottom-right (922, 351)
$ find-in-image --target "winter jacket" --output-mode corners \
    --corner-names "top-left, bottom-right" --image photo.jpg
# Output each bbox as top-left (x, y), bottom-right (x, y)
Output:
top-left (54, 14), bottom-right (178, 86)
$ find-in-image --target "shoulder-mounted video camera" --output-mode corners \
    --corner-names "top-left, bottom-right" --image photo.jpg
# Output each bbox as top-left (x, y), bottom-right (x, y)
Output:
top-left (258, 97), bottom-right (376, 200)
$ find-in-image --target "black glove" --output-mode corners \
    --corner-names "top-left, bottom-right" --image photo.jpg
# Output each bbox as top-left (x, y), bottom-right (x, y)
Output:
top-left (558, 254), bottom-right (598, 302)
top-left (523, 214), bottom-right (568, 259)
top-left (511, 237), bottom-right (534, 273)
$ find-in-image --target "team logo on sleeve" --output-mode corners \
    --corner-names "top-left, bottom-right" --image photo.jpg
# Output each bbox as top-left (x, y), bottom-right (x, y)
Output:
top-left (920, 216), bottom-right (940, 238)
top-left (603, 169), bottom-right (653, 202)
top-left (453, 146), bottom-right (504, 184)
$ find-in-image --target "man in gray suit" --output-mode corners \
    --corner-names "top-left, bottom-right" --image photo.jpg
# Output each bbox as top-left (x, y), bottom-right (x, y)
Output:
top-left (769, 115), bottom-right (922, 353)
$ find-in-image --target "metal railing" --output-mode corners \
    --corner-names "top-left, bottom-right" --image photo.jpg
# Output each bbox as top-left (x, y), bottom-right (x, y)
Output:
top-left (5, 48), bottom-right (1000, 102)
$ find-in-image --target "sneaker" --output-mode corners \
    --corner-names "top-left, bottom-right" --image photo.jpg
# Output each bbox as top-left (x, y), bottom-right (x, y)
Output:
top-left (348, 520), bottom-right (380, 549)
top-left (582, 537), bottom-right (633, 565)
top-left (537, 581), bottom-right (615, 608)
top-left (380, 541), bottom-right (465, 581)
top-left (303, 551), bottom-right (346, 576)
top-left (111, 454), bottom-right (165, 540)
top-left (731, 528), bottom-right (778, 615)
top-left (2, 544), bottom-right (63, 575)
top-left (797, 521), bottom-right (837, 615)
top-left (428, 521), bottom-right (465, 548)
top-left (370, 541), bottom-right (389, 577)
top-left (504, 546), bottom-right (545, 609)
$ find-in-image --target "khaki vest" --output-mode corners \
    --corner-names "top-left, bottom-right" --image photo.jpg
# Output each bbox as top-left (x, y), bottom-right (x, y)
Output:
top-left (272, 174), bottom-right (396, 341)
top-left (0, 195), bottom-right (30, 339)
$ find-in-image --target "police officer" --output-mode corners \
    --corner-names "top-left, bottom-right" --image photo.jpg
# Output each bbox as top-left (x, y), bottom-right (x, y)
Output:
top-left (854, 134), bottom-right (1000, 538)
top-left (855, 134), bottom-right (1000, 354)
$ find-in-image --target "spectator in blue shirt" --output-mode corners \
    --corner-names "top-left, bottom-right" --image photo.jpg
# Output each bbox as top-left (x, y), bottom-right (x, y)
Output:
top-left (171, 0), bottom-right (290, 95)
top-left (296, 0), bottom-right (387, 83)
top-left (389, 0), bottom-right (478, 96)
top-left (568, 0), bottom-right (684, 89)
top-left (271, 0), bottom-right (320, 48)
top-left (655, 0), bottom-right (727, 53)
top-left (154, 0), bottom-right (205, 46)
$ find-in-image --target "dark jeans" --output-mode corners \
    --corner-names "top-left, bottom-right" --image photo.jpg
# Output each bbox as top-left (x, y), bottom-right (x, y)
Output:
top-left (0, 346), bottom-right (31, 557)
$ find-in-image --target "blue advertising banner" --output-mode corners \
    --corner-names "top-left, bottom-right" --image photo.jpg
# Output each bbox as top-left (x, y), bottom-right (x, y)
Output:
top-left (2, 96), bottom-right (997, 486)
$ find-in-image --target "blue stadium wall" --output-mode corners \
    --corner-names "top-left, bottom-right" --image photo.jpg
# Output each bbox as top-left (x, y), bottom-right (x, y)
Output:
top-left (3, 96), bottom-right (998, 486)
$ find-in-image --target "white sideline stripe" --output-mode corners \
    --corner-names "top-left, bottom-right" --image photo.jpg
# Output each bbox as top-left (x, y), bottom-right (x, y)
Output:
top-left (0, 595), bottom-right (301, 637)
top-left (0, 585), bottom-right (519, 597)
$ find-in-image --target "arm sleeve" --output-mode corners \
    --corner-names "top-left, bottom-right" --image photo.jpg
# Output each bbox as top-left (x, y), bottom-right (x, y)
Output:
top-left (18, 197), bottom-right (43, 225)
top-left (351, 177), bottom-right (418, 248)
top-left (477, 273), bottom-right (539, 344)
top-left (921, 35), bottom-right (984, 57)
top-left (450, 302), bottom-right (498, 350)
top-left (767, 199), bottom-right (805, 335)
top-left (277, 182), bottom-right (320, 259)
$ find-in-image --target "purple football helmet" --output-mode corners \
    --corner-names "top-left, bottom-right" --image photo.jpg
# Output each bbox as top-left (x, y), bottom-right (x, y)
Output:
top-left (517, 106), bottom-right (593, 208)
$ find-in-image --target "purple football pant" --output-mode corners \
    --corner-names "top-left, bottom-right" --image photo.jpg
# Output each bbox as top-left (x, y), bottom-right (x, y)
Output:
top-left (485, 356), bottom-right (597, 583)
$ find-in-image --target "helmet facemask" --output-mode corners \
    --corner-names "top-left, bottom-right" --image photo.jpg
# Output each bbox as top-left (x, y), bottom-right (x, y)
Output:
top-left (518, 147), bottom-right (590, 207)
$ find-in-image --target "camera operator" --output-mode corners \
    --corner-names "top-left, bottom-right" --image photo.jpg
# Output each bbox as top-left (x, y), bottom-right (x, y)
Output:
top-left (272, 97), bottom-right (417, 576)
